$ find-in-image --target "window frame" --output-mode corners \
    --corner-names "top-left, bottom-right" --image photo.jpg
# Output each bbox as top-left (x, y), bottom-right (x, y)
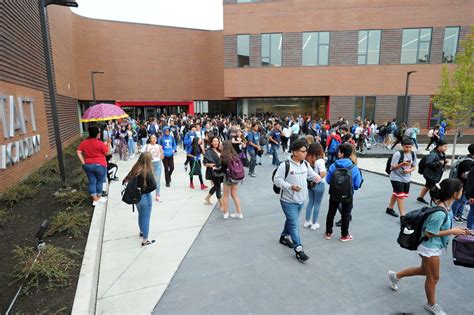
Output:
top-left (354, 96), bottom-right (376, 121)
top-left (261, 33), bottom-right (282, 67)
top-left (400, 28), bottom-right (433, 64)
top-left (237, 34), bottom-right (250, 68)
top-left (301, 31), bottom-right (330, 66)
top-left (442, 26), bottom-right (460, 64)
top-left (357, 29), bottom-right (381, 65)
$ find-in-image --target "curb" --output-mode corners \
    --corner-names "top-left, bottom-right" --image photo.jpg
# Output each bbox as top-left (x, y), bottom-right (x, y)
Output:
top-left (71, 190), bottom-right (109, 314)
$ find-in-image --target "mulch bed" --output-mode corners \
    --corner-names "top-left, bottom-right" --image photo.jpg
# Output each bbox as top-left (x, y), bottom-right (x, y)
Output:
top-left (0, 147), bottom-right (94, 314)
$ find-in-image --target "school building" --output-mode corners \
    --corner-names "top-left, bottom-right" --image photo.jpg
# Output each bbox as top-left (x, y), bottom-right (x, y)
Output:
top-left (0, 0), bottom-right (473, 189)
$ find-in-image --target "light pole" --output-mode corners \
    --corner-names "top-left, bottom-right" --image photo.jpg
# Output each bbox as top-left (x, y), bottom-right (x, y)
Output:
top-left (403, 70), bottom-right (417, 124)
top-left (91, 71), bottom-right (104, 105)
top-left (38, 0), bottom-right (78, 184)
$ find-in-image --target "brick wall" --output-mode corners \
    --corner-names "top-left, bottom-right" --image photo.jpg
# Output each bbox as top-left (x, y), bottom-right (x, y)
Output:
top-left (250, 34), bottom-right (262, 68)
top-left (329, 96), bottom-right (354, 121)
top-left (408, 95), bottom-right (431, 128)
top-left (224, 35), bottom-right (237, 68)
top-left (282, 33), bottom-right (302, 67)
top-left (375, 95), bottom-right (398, 124)
top-left (430, 27), bottom-right (445, 64)
top-left (379, 29), bottom-right (403, 65)
top-left (329, 31), bottom-right (358, 66)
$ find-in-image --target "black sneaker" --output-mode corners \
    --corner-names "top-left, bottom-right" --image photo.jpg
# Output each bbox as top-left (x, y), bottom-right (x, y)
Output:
top-left (166, 183), bottom-right (170, 187)
top-left (386, 208), bottom-right (399, 217)
top-left (279, 236), bottom-right (294, 248)
top-left (295, 246), bottom-right (309, 262)
top-left (400, 216), bottom-right (405, 224)
top-left (335, 215), bottom-right (352, 227)
top-left (417, 197), bottom-right (429, 205)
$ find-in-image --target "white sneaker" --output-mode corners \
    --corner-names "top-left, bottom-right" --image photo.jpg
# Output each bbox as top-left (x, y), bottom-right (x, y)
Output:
top-left (303, 221), bottom-right (312, 228)
top-left (223, 212), bottom-right (229, 219)
top-left (310, 223), bottom-right (320, 230)
top-left (230, 213), bottom-right (243, 219)
top-left (388, 270), bottom-right (399, 291)
top-left (424, 303), bottom-right (446, 315)
top-left (92, 197), bottom-right (107, 206)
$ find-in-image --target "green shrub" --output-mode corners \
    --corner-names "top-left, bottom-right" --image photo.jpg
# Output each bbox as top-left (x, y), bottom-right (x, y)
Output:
top-left (10, 245), bottom-right (79, 295)
top-left (68, 169), bottom-right (88, 190)
top-left (47, 209), bottom-right (89, 238)
top-left (24, 170), bottom-right (61, 187)
top-left (0, 184), bottom-right (36, 207)
top-left (0, 208), bottom-right (8, 226)
top-left (53, 190), bottom-right (90, 207)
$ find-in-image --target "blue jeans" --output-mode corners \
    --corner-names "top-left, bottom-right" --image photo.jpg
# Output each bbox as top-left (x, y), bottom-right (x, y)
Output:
top-left (326, 153), bottom-right (336, 167)
top-left (137, 192), bottom-right (152, 239)
top-left (128, 139), bottom-right (135, 155)
top-left (280, 200), bottom-right (304, 248)
top-left (141, 138), bottom-right (147, 147)
top-left (248, 149), bottom-right (257, 174)
top-left (271, 144), bottom-right (280, 165)
top-left (305, 183), bottom-right (325, 224)
top-left (267, 143), bottom-right (273, 154)
top-left (83, 164), bottom-right (107, 196)
top-left (153, 161), bottom-right (162, 196)
top-left (452, 193), bottom-right (467, 218)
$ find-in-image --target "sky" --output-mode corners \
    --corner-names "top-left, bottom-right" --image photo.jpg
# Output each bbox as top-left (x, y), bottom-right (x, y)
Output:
top-left (71, 0), bottom-right (223, 30)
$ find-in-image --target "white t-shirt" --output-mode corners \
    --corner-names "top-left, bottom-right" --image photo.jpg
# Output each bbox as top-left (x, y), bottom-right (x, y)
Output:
top-left (314, 158), bottom-right (326, 181)
top-left (143, 144), bottom-right (162, 162)
top-left (282, 127), bottom-right (292, 137)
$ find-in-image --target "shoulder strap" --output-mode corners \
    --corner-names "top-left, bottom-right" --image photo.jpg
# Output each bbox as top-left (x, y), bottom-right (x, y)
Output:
top-left (411, 151), bottom-right (415, 161)
top-left (398, 150), bottom-right (404, 164)
top-left (284, 160), bottom-right (290, 179)
top-left (348, 164), bottom-right (356, 170)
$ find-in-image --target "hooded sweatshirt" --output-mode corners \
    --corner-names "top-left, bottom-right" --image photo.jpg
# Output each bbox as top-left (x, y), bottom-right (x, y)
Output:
top-left (326, 158), bottom-right (363, 193)
top-left (159, 127), bottom-right (176, 157)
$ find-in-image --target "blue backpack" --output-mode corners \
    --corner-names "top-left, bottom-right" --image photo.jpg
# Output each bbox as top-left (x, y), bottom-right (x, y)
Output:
top-left (328, 137), bottom-right (340, 154)
top-left (148, 124), bottom-right (156, 135)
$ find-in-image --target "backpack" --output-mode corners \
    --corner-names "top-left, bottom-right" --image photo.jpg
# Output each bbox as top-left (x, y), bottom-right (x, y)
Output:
top-left (329, 164), bottom-right (355, 202)
top-left (385, 151), bottom-right (416, 175)
top-left (449, 157), bottom-right (474, 179)
top-left (378, 125), bottom-right (387, 137)
top-left (405, 128), bottom-right (414, 138)
top-left (121, 177), bottom-right (141, 212)
top-left (397, 206), bottom-right (448, 251)
top-left (395, 127), bottom-right (405, 139)
top-left (148, 124), bottom-right (156, 135)
top-left (259, 135), bottom-right (268, 146)
top-left (417, 154), bottom-right (430, 175)
top-left (328, 137), bottom-right (340, 154)
top-left (227, 157), bottom-right (245, 182)
top-left (272, 160), bottom-right (290, 194)
top-left (452, 235), bottom-right (474, 268)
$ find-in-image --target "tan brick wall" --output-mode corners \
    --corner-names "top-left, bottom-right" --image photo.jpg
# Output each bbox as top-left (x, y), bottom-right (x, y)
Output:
top-left (330, 31), bottom-right (358, 66)
top-left (282, 33), bottom-right (302, 67)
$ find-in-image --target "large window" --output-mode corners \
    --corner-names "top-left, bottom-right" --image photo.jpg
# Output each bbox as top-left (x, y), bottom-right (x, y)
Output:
top-left (261, 33), bottom-right (282, 67)
top-left (237, 0), bottom-right (254, 3)
top-left (442, 27), bottom-right (460, 63)
top-left (248, 97), bottom-right (327, 117)
top-left (401, 28), bottom-right (432, 64)
top-left (302, 32), bottom-right (330, 66)
top-left (237, 35), bottom-right (250, 67)
top-left (358, 30), bottom-right (381, 64)
top-left (355, 97), bottom-right (376, 121)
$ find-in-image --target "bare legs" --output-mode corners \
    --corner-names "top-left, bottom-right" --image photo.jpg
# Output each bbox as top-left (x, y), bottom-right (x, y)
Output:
top-left (222, 184), bottom-right (241, 215)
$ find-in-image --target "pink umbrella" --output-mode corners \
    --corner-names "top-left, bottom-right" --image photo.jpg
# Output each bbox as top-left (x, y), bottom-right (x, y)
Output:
top-left (81, 103), bottom-right (129, 122)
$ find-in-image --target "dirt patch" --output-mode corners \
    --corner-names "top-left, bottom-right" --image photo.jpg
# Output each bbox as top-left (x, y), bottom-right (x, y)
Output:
top-left (0, 141), bottom-right (95, 314)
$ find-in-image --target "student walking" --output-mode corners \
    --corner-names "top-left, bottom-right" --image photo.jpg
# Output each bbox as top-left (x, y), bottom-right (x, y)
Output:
top-left (425, 125), bottom-right (440, 151)
top-left (325, 143), bottom-right (363, 242)
top-left (142, 134), bottom-right (163, 202)
top-left (268, 122), bottom-right (282, 166)
top-left (304, 142), bottom-right (327, 230)
top-left (386, 138), bottom-right (417, 221)
top-left (219, 141), bottom-right (244, 219)
top-left (273, 139), bottom-right (321, 261)
top-left (187, 137), bottom-right (208, 190)
top-left (388, 178), bottom-right (471, 315)
top-left (159, 127), bottom-right (177, 187)
top-left (246, 123), bottom-right (262, 177)
top-left (123, 152), bottom-right (157, 247)
top-left (417, 141), bottom-right (449, 205)
top-left (203, 136), bottom-right (223, 209)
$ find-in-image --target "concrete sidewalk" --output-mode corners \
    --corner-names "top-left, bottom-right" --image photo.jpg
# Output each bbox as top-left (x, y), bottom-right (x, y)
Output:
top-left (96, 152), bottom-right (216, 314)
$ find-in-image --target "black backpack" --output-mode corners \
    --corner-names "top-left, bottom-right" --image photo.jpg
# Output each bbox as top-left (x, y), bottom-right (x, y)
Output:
top-left (395, 127), bottom-right (405, 139)
top-left (385, 151), bottom-right (416, 175)
top-left (272, 160), bottom-right (290, 194)
top-left (329, 164), bottom-right (355, 202)
top-left (121, 177), bottom-right (142, 212)
top-left (418, 154), bottom-right (430, 175)
top-left (397, 206), bottom-right (448, 250)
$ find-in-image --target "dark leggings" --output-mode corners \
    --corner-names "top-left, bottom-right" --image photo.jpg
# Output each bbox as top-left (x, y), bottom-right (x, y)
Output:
top-left (162, 156), bottom-right (174, 185)
top-left (190, 174), bottom-right (204, 185)
top-left (326, 198), bottom-right (353, 237)
top-left (426, 137), bottom-right (438, 150)
top-left (209, 177), bottom-right (223, 199)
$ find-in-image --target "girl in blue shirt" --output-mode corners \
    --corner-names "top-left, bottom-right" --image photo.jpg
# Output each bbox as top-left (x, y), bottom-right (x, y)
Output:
top-left (388, 178), bottom-right (471, 315)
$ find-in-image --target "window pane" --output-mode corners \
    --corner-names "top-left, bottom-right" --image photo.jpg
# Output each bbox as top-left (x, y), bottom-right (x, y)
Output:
top-left (367, 30), bottom-right (381, 64)
top-left (355, 97), bottom-right (364, 119)
top-left (237, 0), bottom-right (253, 3)
top-left (319, 44), bottom-right (329, 65)
top-left (237, 35), bottom-right (250, 67)
top-left (443, 27), bottom-right (459, 63)
top-left (358, 30), bottom-right (368, 64)
top-left (302, 32), bottom-right (318, 66)
top-left (319, 32), bottom-right (330, 45)
top-left (418, 41), bottom-right (430, 63)
top-left (401, 29), bottom-right (419, 64)
top-left (365, 97), bottom-right (376, 120)
top-left (261, 34), bottom-right (270, 66)
top-left (270, 33), bottom-right (282, 67)
top-left (358, 55), bottom-right (366, 64)
top-left (420, 28), bottom-right (432, 40)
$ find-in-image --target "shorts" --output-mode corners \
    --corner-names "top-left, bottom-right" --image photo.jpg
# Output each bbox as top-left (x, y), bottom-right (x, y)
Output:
top-left (391, 180), bottom-right (410, 198)
top-left (417, 244), bottom-right (442, 257)
top-left (425, 179), bottom-right (437, 189)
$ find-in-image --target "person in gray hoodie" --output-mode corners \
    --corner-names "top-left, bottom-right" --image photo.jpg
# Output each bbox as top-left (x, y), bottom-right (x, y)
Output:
top-left (274, 139), bottom-right (321, 262)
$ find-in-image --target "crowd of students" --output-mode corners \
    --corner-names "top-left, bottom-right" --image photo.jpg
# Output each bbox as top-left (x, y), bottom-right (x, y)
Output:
top-left (80, 112), bottom-right (472, 315)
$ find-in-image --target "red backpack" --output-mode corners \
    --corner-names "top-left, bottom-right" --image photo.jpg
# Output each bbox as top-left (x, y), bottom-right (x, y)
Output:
top-left (227, 157), bottom-right (245, 183)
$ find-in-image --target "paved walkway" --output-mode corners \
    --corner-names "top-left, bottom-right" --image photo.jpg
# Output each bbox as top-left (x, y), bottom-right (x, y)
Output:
top-left (350, 142), bottom-right (471, 158)
top-left (96, 152), bottom-right (216, 314)
top-left (154, 156), bottom-right (473, 314)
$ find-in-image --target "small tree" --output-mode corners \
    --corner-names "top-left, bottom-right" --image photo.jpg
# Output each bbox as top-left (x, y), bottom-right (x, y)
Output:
top-left (433, 25), bottom-right (474, 163)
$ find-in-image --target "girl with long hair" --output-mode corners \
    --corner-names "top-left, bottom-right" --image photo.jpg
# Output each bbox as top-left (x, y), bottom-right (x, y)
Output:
top-left (388, 178), bottom-right (471, 314)
top-left (303, 142), bottom-right (327, 230)
top-left (187, 137), bottom-right (208, 190)
top-left (203, 136), bottom-right (223, 209)
top-left (141, 134), bottom-right (163, 202)
top-left (219, 141), bottom-right (243, 219)
top-left (123, 152), bottom-right (157, 246)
